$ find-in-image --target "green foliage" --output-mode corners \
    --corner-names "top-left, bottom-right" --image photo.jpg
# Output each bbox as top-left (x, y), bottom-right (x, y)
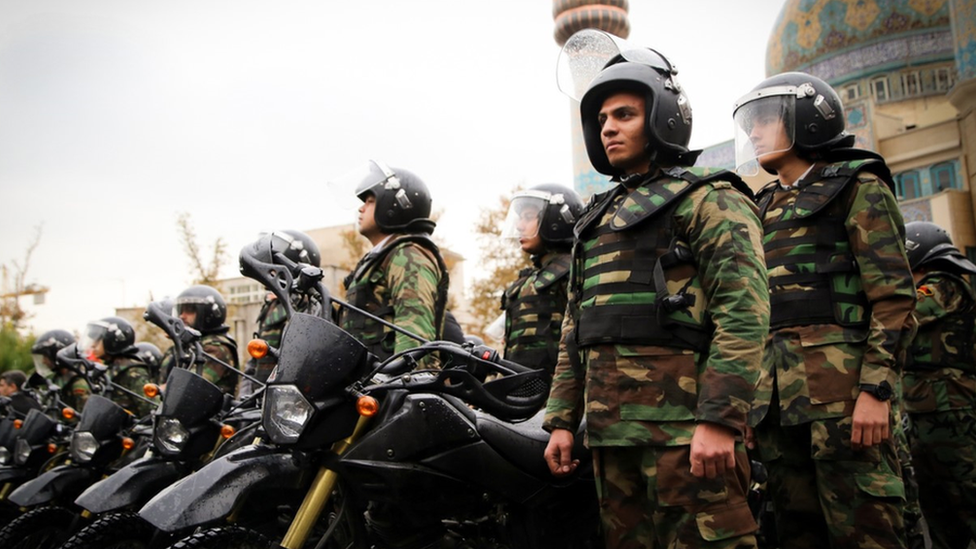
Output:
top-left (0, 324), bottom-right (36, 374)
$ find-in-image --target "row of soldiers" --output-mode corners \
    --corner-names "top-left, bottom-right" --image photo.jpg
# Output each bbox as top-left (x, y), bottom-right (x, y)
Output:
top-left (500, 32), bottom-right (973, 549)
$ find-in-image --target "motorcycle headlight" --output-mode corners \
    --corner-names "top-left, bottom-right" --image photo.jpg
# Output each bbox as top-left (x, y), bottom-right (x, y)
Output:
top-left (0, 446), bottom-right (10, 465)
top-left (264, 384), bottom-right (314, 444)
top-left (154, 417), bottom-right (190, 455)
top-left (13, 439), bottom-right (30, 465)
top-left (71, 431), bottom-right (99, 463)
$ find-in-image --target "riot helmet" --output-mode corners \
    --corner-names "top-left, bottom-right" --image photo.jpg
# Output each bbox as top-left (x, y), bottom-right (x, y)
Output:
top-left (733, 72), bottom-right (854, 176)
top-left (502, 183), bottom-right (583, 248)
top-left (269, 230), bottom-right (321, 267)
top-left (354, 160), bottom-right (435, 234)
top-left (174, 285), bottom-right (228, 334)
top-left (134, 342), bottom-right (164, 369)
top-left (558, 30), bottom-right (696, 175)
top-left (904, 221), bottom-right (976, 275)
top-left (31, 329), bottom-right (76, 377)
top-left (81, 316), bottom-right (136, 360)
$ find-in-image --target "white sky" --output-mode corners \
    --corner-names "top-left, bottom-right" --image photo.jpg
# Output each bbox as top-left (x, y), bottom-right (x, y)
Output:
top-left (0, 0), bottom-right (786, 336)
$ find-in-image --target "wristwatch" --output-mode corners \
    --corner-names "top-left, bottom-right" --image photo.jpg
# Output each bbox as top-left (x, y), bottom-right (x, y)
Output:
top-left (859, 381), bottom-right (893, 402)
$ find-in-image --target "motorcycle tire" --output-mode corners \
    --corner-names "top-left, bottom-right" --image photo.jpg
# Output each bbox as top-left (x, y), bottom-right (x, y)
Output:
top-left (170, 526), bottom-right (274, 549)
top-left (0, 505), bottom-right (78, 549)
top-left (60, 511), bottom-right (155, 549)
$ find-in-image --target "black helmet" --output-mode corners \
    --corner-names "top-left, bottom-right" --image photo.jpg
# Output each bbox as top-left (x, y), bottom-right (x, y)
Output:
top-left (83, 316), bottom-right (136, 358)
top-left (31, 329), bottom-right (76, 376)
top-left (905, 221), bottom-right (976, 274)
top-left (269, 230), bottom-right (321, 267)
top-left (174, 285), bottom-right (228, 334)
top-left (134, 342), bottom-right (164, 369)
top-left (355, 160), bottom-right (435, 234)
top-left (503, 183), bottom-right (583, 246)
top-left (579, 52), bottom-right (697, 174)
top-left (733, 72), bottom-right (855, 174)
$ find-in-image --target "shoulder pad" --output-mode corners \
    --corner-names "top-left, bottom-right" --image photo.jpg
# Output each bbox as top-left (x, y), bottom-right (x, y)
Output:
top-left (610, 175), bottom-right (698, 231)
top-left (793, 159), bottom-right (887, 218)
top-left (534, 254), bottom-right (572, 291)
top-left (671, 167), bottom-right (755, 201)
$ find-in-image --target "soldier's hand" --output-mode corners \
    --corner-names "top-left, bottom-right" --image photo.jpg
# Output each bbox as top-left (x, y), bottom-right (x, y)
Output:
top-left (851, 391), bottom-right (890, 450)
top-left (544, 428), bottom-right (579, 477)
top-left (690, 422), bottom-right (736, 479)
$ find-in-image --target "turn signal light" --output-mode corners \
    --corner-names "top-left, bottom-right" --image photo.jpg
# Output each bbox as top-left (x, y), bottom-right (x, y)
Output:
top-left (356, 395), bottom-right (380, 417)
top-left (13, 419), bottom-right (23, 429)
top-left (144, 384), bottom-right (160, 398)
top-left (248, 339), bottom-right (269, 359)
top-left (47, 443), bottom-right (57, 454)
top-left (62, 408), bottom-right (76, 420)
top-left (220, 424), bottom-right (236, 439)
top-left (122, 437), bottom-right (136, 451)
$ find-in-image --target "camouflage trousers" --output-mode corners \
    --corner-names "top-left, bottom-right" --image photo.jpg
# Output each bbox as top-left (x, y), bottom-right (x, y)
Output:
top-left (592, 444), bottom-right (757, 549)
top-left (756, 412), bottom-right (907, 549)
top-left (908, 409), bottom-right (976, 549)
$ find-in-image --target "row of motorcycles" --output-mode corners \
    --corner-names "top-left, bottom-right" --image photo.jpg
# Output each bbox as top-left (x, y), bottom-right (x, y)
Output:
top-left (0, 233), bottom-right (600, 549)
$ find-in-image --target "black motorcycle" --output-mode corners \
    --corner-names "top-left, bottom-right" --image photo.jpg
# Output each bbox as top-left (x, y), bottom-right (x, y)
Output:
top-left (137, 307), bottom-right (598, 549)
top-left (60, 366), bottom-right (263, 549)
top-left (0, 405), bottom-right (70, 525)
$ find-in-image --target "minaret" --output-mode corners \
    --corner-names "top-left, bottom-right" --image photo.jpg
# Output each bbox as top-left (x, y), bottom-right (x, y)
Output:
top-left (553, 1), bottom-right (630, 197)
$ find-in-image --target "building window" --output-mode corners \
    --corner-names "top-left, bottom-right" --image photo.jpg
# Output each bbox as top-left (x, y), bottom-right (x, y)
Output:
top-left (842, 83), bottom-right (860, 102)
top-left (935, 67), bottom-right (955, 91)
top-left (931, 162), bottom-right (958, 191)
top-left (871, 76), bottom-right (889, 102)
top-left (896, 170), bottom-right (921, 200)
top-left (901, 71), bottom-right (921, 97)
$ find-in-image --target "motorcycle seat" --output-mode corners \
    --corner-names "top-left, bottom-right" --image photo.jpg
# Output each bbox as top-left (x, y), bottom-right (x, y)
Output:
top-left (476, 409), bottom-right (588, 481)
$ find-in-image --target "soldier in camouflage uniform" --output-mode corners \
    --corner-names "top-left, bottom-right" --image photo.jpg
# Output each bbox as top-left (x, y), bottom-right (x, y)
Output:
top-left (544, 33), bottom-right (769, 549)
top-left (500, 183), bottom-right (582, 375)
top-left (338, 161), bottom-right (448, 370)
top-left (735, 72), bottom-right (915, 548)
top-left (164, 285), bottom-right (240, 396)
top-left (82, 316), bottom-right (158, 417)
top-left (902, 221), bottom-right (976, 548)
top-left (30, 329), bottom-right (91, 413)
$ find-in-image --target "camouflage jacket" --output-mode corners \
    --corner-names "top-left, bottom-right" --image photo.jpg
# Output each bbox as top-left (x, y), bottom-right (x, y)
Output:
top-left (501, 250), bottom-right (571, 374)
top-left (903, 272), bottom-right (976, 413)
top-left (107, 356), bottom-right (158, 417)
top-left (340, 235), bottom-right (447, 369)
top-left (252, 297), bottom-right (287, 381)
top-left (160, 332), bottom-right (240, 396)
top-left (55, 372), bottom-right (92, 413)
top-left (199, 332), bottom-right (240, 396)
top-left (543, 168), bottom-right (769, 447)
top-left (752, 160), bottom-right (916, 427)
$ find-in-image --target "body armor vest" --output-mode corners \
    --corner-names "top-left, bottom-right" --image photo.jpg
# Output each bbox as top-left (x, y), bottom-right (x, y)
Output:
top-left (501, 253), bottom-right (571, 373)
top-left (756, 159), bottom-right (889, 330)
top-left (571, 167), bottom-right (747, 351)
top-left (908, 272), bottom-right (976, 373)
top-left (341, 234), bottom-right (449, 361)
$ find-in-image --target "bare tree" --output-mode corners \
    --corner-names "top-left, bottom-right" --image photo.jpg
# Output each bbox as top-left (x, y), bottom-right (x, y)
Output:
top-left (0, 225), bottom-right (46, 330)
top-left (176, 212), bottom-right (228, 286)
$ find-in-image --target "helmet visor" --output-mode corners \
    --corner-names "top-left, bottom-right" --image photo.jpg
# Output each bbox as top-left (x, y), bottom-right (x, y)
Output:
top-left (80, 322), bottom-right (110, 361)
top-left (325, 160), bottom-right (396, 213)
top-left (556, 29), bottom-right (674, 102)
top-left (501, 192), bottom-right (550, 241)
top-left (32, 354), bottom-right (54, 378)
top-left (733, 92), bottom-right (796, 176)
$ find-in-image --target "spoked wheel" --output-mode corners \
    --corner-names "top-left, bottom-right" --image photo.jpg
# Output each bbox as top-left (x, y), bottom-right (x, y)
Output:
top-left (0, 505), bottom-right (79, 549)
top-left (170, 526), bottom-right (275, 549)
top-left (60, 511), bottom-right (156, 549)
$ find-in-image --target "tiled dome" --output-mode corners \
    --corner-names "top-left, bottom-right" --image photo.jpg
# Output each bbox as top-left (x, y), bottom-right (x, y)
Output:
top-left (766, 0), bottom-right (954, 84)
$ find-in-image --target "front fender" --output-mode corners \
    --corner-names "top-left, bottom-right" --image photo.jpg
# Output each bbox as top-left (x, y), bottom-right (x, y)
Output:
top-left (8, 464), bottom-right (97, 507)
top-left (139, 444), bottom-right (304, 532)
top-left (75, 454), bottom-right (181, 514)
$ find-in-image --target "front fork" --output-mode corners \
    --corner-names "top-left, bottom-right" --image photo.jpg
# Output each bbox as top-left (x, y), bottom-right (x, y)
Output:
top-left (280, 415), bottom-right (372, 549)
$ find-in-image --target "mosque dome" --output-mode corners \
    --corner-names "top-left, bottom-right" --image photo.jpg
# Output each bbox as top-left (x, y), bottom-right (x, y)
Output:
top-left (765, 0), bottom-right (954, 85)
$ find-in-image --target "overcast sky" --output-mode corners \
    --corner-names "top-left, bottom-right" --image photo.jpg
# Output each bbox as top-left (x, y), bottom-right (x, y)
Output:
top-left (0, 0), bottom-right (786, 336)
